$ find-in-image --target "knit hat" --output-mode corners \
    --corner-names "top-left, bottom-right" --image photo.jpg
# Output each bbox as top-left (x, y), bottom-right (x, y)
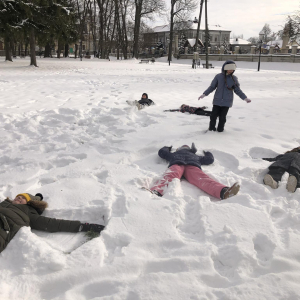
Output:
top-left (176, 145), bottom-right (190, 151)
top-left (224, 63), bottom-right (236, 71)
top-left (176, 143), bottom-right (197, 153)
top-left (16, 193), bottom-right (43, 202)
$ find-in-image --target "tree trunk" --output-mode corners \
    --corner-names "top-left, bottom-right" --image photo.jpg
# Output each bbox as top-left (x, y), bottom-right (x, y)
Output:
top-left (205, 0), bottom-right (208, 68)
top-left (29, 28), bottom-right (38, 67)
top-left (133, 2), bottom-right (142, 59)
top-left (75, 44), bottom-right (78, 58)
top-left (44, 43), bottom-right (51, 57)
top-left (168, 1), bottom-right (175, 65)
top-left (64, 44), bottom-right (69, 57)
top-left (57, 40), bottom-right (63, 58)
top-left (194, 0), bottom-right (204, 52)
top-left (10, 39), bottom-right (16, 57)
top-left (4, 35), bottom-right (13, 61)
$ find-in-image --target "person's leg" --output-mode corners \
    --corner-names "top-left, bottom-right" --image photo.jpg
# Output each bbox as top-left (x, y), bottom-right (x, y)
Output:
top-left (183, 165), bottom-right (227, 199)
top-left (263, 167), bottom-right (286, 189)
top-left (286, 166), bottom-right (300, 192)
top-left (195, 108), bottom-right (212, 116)
top-left (151, 165), bottom-right (185, 196)
top-left (209, 105), bottom-right (221, 131)
top-left (217, 106), bottom-right (230, 132)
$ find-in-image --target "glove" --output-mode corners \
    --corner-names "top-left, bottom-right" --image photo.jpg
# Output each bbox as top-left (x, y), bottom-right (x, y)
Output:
top-left (198, 94), bottom-right (206, 100)
top-left (245, 98), bottom-right (251, 103)
top-left (79, 223), bottom-right (105, 233)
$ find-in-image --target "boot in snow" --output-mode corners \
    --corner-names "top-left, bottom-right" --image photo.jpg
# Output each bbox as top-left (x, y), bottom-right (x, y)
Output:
top-left (286, 175), bottom-right (297, 193)
top-left (222, 182), bottom-right (240, 199)
top-left (263, 174), bottom-right (278, 189)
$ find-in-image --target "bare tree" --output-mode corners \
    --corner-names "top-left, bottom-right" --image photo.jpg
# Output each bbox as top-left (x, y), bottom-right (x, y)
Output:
top-left (168, 0), bottom-right (197, 65)
top-left (133, 0), bottom-right (164, 59)
top-left (260, 23), bottom-right (272, 42)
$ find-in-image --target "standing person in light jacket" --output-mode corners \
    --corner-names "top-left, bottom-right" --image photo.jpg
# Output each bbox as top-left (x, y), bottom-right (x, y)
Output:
top-left (0, 193), bottom-right (105, 254)
top-left (150, 143), bottom-right (240, 200)
top-left (198, 60), bottom-right (251, 132)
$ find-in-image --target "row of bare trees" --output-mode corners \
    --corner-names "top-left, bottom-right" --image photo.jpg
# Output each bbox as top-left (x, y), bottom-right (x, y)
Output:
top-left (1, 0), bottom-right (209, 66)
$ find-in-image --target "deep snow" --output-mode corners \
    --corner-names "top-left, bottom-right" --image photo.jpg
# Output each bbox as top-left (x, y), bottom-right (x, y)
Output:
top-left (0, 57), bottom-right (300, 300)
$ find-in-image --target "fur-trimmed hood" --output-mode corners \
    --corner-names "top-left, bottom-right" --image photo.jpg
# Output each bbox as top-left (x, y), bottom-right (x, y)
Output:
top-left (6, 198), bottom-right (48, 215)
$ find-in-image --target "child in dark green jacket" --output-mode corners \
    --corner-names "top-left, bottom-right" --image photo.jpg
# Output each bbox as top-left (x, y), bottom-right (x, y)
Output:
top-left (0, 193), bottom-right (105, 253)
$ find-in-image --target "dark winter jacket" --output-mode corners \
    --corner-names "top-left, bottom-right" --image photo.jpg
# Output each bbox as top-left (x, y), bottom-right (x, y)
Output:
top-left (158, 146), bottom-right (214, 170)
top-left (263, 152), bottom-right (300, 171)
top-left (0, 199), bottom-right (81, 253)
top-left (138, 93), bottom-right (154, 106)
top-left (203, 60), bottom-right (247, 107)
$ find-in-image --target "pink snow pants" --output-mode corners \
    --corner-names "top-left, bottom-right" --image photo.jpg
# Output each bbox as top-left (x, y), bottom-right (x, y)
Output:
top-left (150, 165), bottom-right (226, 199)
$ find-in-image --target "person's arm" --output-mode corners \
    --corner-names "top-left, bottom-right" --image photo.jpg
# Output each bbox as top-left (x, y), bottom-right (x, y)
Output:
top-left (203, 75), bottom-right (219, 96)
top-left (199, 151), bottom-right (214, 165)
top-left (233, 76), bottom-right (247, 100)
top-left (158, 146), bottom-right (173, 162)
top-left (262, 154), bottom-right (284, 162)
top-left (29, 210), bottom-right (81, 233)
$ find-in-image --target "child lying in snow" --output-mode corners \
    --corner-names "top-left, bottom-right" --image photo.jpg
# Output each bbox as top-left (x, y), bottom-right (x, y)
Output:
top-left (126, 93), bottom-right (155, 110)
top-left (149, 143), bottom-right (240, 199)
top-left (262, 146), bottom-right (300, 193)
top-left (0, 193), bottom-right (105, 253)
top-left (164, 104), bottom-right (212, 116)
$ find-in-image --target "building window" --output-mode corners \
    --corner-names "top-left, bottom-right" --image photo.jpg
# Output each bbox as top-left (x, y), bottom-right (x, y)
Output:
top-left (215, 37), bottom-right (217, 42)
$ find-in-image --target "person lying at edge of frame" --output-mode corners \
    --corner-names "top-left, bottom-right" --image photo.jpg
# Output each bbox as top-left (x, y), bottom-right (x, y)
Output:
top-left (126, 93), bottom-right (155, 110)
top-left (262, 146), bottom-right (300, 193)
top-left (148, 143), bottom-right (240, 199)
top-left (0, 192), bottom-right (105, 254)
top-left (164, 104), bottom-right (212, 116)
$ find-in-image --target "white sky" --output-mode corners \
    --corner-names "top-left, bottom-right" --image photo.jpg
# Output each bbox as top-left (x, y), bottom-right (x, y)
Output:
top-left (153, 0), bottom-right (300, 39)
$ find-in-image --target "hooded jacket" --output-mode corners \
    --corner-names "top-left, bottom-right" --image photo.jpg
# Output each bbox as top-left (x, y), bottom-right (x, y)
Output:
top-left (263, 148), bottom-right (300, 171)
top-left (203, 60), bottom-right (247, 107)
top-left (158, 146), bottom-right (214, 170)
top-left (0, 199), bottom-right (81, 253)
top-left (138, 93), bottom-right (154, 106)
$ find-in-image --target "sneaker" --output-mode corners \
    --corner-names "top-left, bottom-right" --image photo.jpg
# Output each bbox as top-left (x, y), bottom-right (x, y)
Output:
top-left (263, 174), bottom-right (278, 189)
top-left (286, 175), bottom-right (297, 193)
top-left (223, 182), bottom-right (240, 199)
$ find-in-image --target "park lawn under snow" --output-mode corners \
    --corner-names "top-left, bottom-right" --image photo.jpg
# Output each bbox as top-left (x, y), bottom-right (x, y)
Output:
top-left (0, 57), bottom-right (300, 300)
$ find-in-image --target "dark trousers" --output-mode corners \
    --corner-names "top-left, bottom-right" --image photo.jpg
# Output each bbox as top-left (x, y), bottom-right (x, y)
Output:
top-left (209, 105), bottom-right (229, 132)
top-left (195, 108), bottom-right (212, 116)
top-left (268, 166), bottom-right (300, 188)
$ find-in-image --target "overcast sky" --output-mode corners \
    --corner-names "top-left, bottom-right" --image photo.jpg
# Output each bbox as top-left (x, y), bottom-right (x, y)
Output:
top-left (153, 0), bottom-right (300, 40)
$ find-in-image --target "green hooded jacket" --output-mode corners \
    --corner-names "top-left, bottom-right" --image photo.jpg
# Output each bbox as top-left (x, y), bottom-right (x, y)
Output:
top-left (0, 199), bottom-right (81, 253)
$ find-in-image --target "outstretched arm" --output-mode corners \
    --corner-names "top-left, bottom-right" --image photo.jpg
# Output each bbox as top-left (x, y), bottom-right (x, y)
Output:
top-left (233, 77), bottom-right (247, 100)
top-left (202, 75), bottom-right (219, 97)
top-left (29, 210), bottom-right (81, 233)
top-left (199, 151), bottom-right (214, 165)
top-left (262, 154), bottom-right (284, 162)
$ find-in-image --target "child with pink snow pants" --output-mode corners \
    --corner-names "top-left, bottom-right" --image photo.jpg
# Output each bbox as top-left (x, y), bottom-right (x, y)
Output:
top-left (150, 144), bottom-right (240, 200)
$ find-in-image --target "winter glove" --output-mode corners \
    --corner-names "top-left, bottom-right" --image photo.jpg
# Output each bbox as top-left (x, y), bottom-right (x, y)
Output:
top-left (198, 94), bottom-right (206, 100)
top-left (245, 98), bottom-right (251, 103)
top-left (79, 223), bottom-right (105, 233)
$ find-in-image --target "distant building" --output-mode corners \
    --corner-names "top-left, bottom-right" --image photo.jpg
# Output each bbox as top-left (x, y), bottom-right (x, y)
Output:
top-left (144, 22), bottom-right (231, 51)
top-left (229, 38), bottom-right (252, 53)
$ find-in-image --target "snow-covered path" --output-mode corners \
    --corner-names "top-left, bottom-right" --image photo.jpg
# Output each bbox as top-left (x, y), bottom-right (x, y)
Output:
top-left (0, 57), bottom-right (300, 300)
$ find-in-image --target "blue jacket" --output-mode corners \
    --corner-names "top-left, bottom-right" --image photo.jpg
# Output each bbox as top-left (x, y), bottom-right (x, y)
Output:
top-left (158, 146), bottom-right (214, 170)
top-left (203, 60), bottom-right (247, 107)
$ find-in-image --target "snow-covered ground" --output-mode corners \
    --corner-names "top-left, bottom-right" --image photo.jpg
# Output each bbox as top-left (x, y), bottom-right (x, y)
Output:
top-left (1, 57), bottom-right (300, 300)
